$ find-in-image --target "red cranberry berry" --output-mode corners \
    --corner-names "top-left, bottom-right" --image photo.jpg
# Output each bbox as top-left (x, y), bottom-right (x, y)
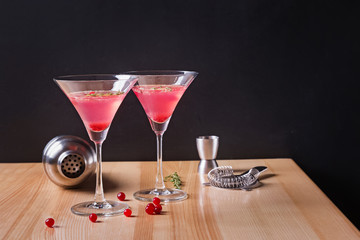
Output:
top-left (152, 197), bottom-right (161, 205)
top-left (89, 213), bottom-right (97, 223)
top-left (145, 203), bottom-right (155, 215)
top-left (124, 209), bottom-right (132, 217)
top-left (117, 192), bottom-right (126, 201)
top-left (154, 204), bottom-right (162, 214)
top-left (45, 218), bottom-right (55, 228)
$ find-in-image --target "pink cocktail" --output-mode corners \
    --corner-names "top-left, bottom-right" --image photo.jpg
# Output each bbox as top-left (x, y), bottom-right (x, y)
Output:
top-left (55, 74), bottom-right (137, 216)
top-left (129, 70), bottom-right (198, 202)
top-left (69, 91), bottom-right (126, 131)
top-left (132, 85), bottom-right (186, 123)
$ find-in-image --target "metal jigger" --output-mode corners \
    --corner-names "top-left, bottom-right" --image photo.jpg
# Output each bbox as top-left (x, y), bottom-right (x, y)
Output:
top-left (196, 136), bottom-right (219, 175)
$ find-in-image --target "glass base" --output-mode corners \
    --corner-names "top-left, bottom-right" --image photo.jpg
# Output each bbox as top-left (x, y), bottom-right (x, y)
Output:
top-left (71, 200), bottom-right (129, 216)
top-left (133, 188), bottom-right (187, 202)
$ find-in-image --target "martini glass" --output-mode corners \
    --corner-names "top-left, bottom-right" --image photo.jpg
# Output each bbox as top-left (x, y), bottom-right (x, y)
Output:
top-left (128, 70), bottom-right (198, 202)
top-left (54, 74), bottom-right (137, 216)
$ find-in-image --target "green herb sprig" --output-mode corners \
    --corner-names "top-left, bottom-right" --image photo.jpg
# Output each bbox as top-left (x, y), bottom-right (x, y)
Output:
top-left (164, 172), bottom-right (182, 189)
top-left (85, 91), bottom-right (124, 97)
top-left (149, 86), bottom-right (173, 92)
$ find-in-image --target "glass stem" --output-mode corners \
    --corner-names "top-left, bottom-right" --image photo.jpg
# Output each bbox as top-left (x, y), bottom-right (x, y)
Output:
top-left (155, 133), bottom-right (166, 190)
top-left (94, 142), bottom-right (106, 203)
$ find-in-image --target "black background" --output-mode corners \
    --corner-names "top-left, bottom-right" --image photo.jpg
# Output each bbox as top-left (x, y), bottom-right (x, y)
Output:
top-left (1, 0), bottom-right (359, 228)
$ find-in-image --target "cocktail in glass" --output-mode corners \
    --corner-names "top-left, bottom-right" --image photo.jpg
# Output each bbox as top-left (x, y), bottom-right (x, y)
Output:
top-left (54, 74), bottom-right (137, 216)
top-left (128, 70), bottom-right (198, 202)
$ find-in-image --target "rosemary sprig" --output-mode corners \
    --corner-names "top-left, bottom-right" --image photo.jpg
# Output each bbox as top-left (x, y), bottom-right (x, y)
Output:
top-left (164, 172), bottom-right (182, 189)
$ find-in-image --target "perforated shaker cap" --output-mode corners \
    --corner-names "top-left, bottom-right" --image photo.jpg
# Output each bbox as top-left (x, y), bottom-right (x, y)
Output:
top-left (42, 135), bottom-right (96, 188)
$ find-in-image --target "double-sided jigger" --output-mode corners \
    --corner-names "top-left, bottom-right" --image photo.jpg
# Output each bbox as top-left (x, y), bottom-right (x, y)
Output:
top-left (196, 136), bottom-right (219, 175)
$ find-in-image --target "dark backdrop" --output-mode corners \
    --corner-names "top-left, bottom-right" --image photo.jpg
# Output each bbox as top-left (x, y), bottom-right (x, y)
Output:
top-left (1, 0), bottom-right (359, 228)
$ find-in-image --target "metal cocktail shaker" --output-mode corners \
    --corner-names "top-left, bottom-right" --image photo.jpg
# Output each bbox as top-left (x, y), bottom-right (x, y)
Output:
top-left (42, 135), bottom-right (96, 188)
top-left (196, 136), bottom-right (219, 175)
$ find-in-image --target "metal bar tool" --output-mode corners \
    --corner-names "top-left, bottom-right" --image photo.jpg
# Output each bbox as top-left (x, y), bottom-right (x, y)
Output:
top-left (196, 136), bottom-right (219, 175)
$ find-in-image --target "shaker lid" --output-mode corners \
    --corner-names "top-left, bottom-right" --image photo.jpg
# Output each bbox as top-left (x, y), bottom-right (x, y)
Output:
top-left (42, 135), bottom-right (96, 187)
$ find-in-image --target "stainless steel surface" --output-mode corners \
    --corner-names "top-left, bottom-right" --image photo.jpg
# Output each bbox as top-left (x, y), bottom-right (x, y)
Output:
top-left (196, 136), bottom-right (219, 160)
top-left (196, 136), bottom-right (219, 175)
top-left (207, 166), bottom-right (267, 190)
top-left (197, 159), bottom-right (218, 174)
top-left (42, 135), bottom-right (96, 188)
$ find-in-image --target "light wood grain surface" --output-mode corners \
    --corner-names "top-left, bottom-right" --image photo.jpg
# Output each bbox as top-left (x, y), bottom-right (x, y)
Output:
top-left (0, 159), bottom-right (359, 239)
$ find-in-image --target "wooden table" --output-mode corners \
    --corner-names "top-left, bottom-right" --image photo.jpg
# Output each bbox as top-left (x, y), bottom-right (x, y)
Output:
top-left (0, 159), bottom-right (359, 239)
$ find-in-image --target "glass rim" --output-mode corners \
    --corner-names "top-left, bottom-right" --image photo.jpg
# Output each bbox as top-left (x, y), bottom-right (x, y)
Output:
top-left (53, 74), bottom-right (134, 81)
top-left (123, 70), bottom-right (198, 77)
